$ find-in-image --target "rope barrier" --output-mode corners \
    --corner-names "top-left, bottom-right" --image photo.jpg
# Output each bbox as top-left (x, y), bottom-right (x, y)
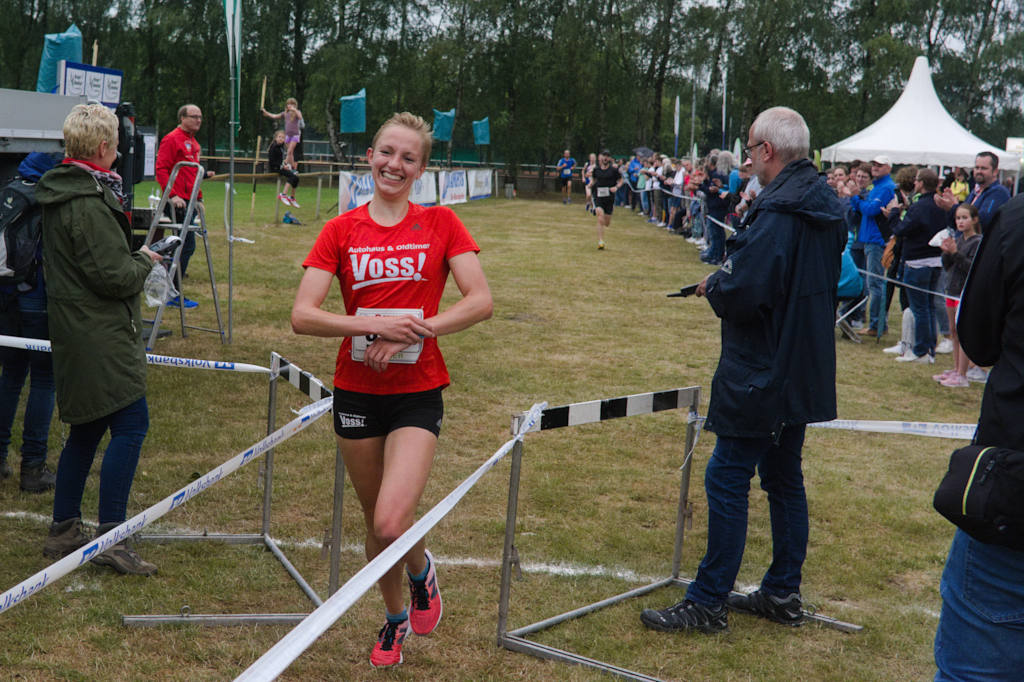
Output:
top-left (0, 335), bottom-right (270, 374)
top-left (810, 418), bottom-right (975, 441)
top-left (856, 268), bottom-right (957, 302)
top-left (235, 400), bottom-right (548, 682)
top-left (0, 396), bottom-right (332, 616)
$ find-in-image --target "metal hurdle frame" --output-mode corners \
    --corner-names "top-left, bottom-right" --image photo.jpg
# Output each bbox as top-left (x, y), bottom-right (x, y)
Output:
top-left (124, 352), bottom-right (345, 627)
top-left (496, 387), bottom-right (861, 681)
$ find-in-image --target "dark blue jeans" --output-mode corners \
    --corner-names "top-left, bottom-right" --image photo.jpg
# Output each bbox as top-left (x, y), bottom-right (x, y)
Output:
top-left (865, 243), bottom-right (888, 334)
top-left (52, 396), bottom-right (149, 525)
top-left (705, 213), bottom-right (727, 263)
top-left (934, 530), bottom-right (1024, 680)
top-left (904, 265), bottom-right (940, 357)
top-left (0, 290), bottom-right (55, 469)
top-left (686, 425), bottom-right (808, 607)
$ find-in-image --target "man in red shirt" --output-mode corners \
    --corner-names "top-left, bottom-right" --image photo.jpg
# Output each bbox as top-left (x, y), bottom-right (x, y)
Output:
top-left (155, 104), bottom-right (213, 307)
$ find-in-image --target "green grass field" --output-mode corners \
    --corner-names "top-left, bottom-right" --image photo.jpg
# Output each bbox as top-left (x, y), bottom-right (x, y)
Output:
top-left (0, 181), bottom-right (980, 680)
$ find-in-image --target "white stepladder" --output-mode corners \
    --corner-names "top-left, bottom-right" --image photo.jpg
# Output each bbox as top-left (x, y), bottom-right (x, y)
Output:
top-left (496, 387), bottom-right (862, 681)
top-left (143, 161), bottom-right (225, 350)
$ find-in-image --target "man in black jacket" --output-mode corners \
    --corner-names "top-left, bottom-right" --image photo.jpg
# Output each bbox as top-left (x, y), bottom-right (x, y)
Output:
top-left (642, 106), bottom-right (846, 634)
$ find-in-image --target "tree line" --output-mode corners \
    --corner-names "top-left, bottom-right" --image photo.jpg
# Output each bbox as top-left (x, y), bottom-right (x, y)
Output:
top-left (2, 0), bottom-right (1022, 181)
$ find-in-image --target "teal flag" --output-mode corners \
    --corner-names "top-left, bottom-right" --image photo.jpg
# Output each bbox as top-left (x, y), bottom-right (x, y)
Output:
top-left (472, 117), bottom-right (490, 145)
top-left (432, 108), bottom-right (455, 142)
top-left (340, 89), bottom-right (367, 133)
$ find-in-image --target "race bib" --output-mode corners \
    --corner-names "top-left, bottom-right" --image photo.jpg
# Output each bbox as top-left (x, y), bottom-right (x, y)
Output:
top-left (596, 187), bottom-right (610, 198)
top-left (351, 307), bottom-right (424, 364)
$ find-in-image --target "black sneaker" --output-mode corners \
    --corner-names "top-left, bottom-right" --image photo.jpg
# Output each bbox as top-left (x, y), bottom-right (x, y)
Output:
top-left (89, 523), bottom-right (158, 576)
top-left (640, 599), bottom-right (728, 634)
top-left (727, 589), bottom-right (805, 626)
top-left (42, 517), bottom-right (91, 559)
top-left (20, 463), bottom-right (56, 493)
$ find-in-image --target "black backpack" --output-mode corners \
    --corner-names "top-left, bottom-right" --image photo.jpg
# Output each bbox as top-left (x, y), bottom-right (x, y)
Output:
top-left (0, 178), bottom-right (43, 290)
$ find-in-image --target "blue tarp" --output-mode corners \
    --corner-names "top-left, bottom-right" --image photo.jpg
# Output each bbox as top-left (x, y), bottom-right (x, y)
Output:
top-left (36, 24), bottom-right (82, 93)
top-left (472, 117), bottom-right (490, 145)
top-left (432, 108), bottom-right (454, 142)
top-left (339, 88), bottom-right (366, 134)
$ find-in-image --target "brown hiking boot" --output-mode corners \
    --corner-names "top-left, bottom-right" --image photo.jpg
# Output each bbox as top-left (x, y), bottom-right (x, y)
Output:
top-left (89, 523), bottom-right (157, 576)
top-left (42, 518), bottom-right (92, 559)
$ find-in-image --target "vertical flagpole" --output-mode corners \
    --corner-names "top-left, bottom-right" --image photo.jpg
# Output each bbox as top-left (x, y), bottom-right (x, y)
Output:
top-left (674, 95), bottom-right (680, 158)
top-left (721, 54), bottom-right (728, 151)
top-left (689, 68), bottom-right (696, 162)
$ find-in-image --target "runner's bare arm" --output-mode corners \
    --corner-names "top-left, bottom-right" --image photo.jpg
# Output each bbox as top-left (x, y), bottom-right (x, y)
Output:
top-left (291, 266), bottom-right (435, 342)
top-left (425, 251), bottom-right (493, 336)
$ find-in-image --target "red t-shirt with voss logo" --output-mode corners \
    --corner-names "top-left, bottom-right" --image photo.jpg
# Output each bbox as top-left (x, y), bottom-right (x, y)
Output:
top-left (303, 202), bottom-right (480, 394)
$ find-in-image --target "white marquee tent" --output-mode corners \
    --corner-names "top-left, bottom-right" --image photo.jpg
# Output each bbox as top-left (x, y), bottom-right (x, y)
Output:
top-left (822, 56), bottom-right (1019, 170)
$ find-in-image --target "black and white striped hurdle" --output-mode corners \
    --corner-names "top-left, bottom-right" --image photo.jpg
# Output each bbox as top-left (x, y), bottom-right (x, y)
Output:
top-left (273, 354), bottom-right (332, 401)
top-left (499, 387), bottom-right (703, 682)
top-left (498, 386), bottom-right (861, 681)
top-left (125, 353), bottom-right (342, 628)
top-left (514, 388), bottom-right (698, 433)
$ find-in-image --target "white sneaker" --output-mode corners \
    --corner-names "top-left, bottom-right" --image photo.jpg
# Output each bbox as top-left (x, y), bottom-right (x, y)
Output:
top-left (965, 367), bottom-right (988, 383)
top-left (849, 320), bottom-right (864, 330)
top-left (936, 338), bottom-right (954, 354)
top-left (895, 353), bottom-right (935, 364)
top-left (883, 341), bottom-right (907, 355)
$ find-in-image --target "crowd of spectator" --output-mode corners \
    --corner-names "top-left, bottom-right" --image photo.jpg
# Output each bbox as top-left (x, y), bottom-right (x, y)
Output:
top-left (561, 146), bottom-right (1018, 389)
top-left (827, 151), bottom-right (1014, 387)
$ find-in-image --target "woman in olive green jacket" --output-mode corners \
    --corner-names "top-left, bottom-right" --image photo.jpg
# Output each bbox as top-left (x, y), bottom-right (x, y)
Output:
top-left (36, 104), bottom-right (162, 575)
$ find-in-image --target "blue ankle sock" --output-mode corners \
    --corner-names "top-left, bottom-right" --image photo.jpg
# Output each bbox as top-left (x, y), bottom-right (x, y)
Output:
top-left (386, 609), bottom-right (407, 624)
top-left (407, 554), bottom-right (430, 582)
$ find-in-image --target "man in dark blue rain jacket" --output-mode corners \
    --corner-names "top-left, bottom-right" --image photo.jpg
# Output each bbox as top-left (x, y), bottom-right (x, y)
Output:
top-left (642, 106), bottom-right (846, 635)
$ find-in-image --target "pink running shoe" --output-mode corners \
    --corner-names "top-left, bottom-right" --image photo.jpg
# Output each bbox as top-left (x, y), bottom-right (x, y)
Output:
top-left (408, 550), bottom-right (443, 635)
top-left (289, 196), bottom-right (301, 208)
top-left (369, 617), bottom-right (409, 668)
top-left (940, 374), bottom-right (970, 388)
top-left (932, 369), bottom-right (956, 382)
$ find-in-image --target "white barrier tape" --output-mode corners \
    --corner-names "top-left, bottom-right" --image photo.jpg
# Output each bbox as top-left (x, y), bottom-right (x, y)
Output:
top-left (810, 418), bottom-right (975, 441)
top-left (856, 268), bottom-right (957, 302)
top-left (705, 213), bottom-right (737, 234)
top-left (0, 335), bottom-right (270, 374)
top-left (0, 396), bottom-right (332, 616)
top-left (620, 179), bottom-right (703, 203)
top-left (235, 400), bottom-right (548, 682)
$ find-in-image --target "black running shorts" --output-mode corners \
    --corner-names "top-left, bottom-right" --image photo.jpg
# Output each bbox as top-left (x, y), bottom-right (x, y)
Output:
top-left (333, 387), bottom-right (444, 439)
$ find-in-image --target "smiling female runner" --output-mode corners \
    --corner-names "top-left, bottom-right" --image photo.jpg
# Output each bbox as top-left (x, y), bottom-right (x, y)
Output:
top-left (291, 112), bottom-right (492, 667)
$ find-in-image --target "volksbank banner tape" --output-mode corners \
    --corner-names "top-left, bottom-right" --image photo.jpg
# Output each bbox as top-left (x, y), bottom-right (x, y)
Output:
top-left (0, 335), bottom-right (270, 374)
top-left (0, 396), bottom-right (332, 616)
top-left (235, 401), bottom-right (547, 682)
top-left (810, 419), bottom-right (975, 441)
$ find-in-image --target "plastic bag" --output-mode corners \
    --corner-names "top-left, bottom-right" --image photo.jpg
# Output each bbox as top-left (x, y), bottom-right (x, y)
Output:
top-left (144, 263), bottom-right (178, 307)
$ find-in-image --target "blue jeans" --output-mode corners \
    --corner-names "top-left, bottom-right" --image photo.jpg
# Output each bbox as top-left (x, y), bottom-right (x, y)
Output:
top-left (904, 266), bottom-right (940, 357)
top-left (934, 530), bottom-right (1024, 681)
top-left (686, 425), bottom-right (808, 607)
top-left (52, 397), bottom-right (149, 525)
top-left (864, 243), bottom-right (887, 334)
top-left (705, 213), bottom-right (726, 263)
top-left (0, 290), bottom-right (55, 469)
top-left (640, 189), bottom-right (650, 215)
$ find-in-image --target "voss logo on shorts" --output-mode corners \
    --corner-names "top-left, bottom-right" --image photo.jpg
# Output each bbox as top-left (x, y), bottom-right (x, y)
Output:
top-left (350, 250), bottom-right (428, 290)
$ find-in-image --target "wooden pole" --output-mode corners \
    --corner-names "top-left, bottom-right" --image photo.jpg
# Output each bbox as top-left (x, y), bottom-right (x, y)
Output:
top-left (250, 75), bottom-right (268, 219)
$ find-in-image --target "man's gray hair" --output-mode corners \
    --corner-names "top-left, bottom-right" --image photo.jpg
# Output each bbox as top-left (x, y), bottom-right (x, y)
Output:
top-left (751, 106), bottom-right (809, 164)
